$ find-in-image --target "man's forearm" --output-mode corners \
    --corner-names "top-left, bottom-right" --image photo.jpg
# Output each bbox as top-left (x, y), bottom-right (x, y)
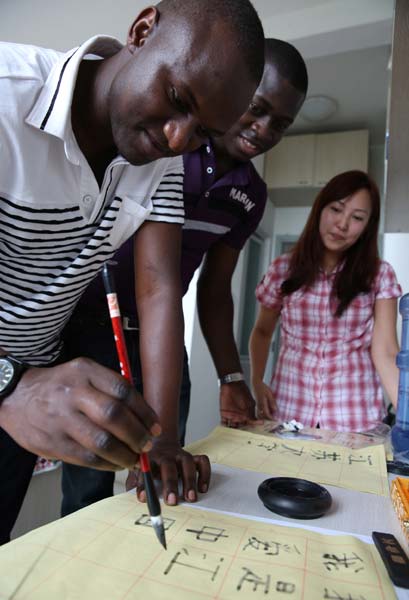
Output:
top-left (138, 292), bottom-right (183, 439)
top-left (197, 290), bottom-right (242, 377)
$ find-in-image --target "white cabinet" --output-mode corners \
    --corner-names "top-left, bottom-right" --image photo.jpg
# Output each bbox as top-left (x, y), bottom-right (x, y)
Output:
top-left (264, 134), bottom-right (315, 188)
top-left (313, 130), bottom-right (369, 187)
top-left (264, 130), bottom-right (369, 189)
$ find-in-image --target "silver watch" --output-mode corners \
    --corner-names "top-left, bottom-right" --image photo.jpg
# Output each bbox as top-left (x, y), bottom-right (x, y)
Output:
top-left (0, 356), bottom-right (27, 401)
top-left (218, 372), bottom-right (245, 386)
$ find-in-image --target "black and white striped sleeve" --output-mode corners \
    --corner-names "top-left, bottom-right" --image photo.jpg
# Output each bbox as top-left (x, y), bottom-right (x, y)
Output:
top-left (148, 156), bottom-right (184, 224)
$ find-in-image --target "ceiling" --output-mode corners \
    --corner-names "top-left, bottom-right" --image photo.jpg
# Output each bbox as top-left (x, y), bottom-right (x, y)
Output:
top-left (252, 0), bottom-right (394, 146)
top-left (290, 44), bottom-right (390, 144)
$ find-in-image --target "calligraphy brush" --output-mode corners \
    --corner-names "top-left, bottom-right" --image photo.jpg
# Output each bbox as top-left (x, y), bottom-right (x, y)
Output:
top-left (102, 262), bottom-right (167, 550)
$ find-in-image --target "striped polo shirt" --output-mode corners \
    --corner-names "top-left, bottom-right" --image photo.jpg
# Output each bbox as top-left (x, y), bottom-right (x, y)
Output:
top-left (0, 37), bottom-right (184, 365)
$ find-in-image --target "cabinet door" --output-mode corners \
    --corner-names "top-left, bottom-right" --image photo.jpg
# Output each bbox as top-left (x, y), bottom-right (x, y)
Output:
top-left (313, 130), bottom-right (369, 187)
top-left (264, 134), bottom-right (315, 188)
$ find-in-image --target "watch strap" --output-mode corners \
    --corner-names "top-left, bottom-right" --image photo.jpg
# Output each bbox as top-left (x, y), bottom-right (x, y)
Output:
top-left (0, 356), bottom-right (27, 400)
top-left (218, 372), bottom-right (245, 386)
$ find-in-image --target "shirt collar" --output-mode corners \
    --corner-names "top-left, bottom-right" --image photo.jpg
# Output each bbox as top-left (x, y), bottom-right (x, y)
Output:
top-left (319, 258), bottom-right (345, 278)
top-left (25, 36), bottom-right (123, 164)
top-left (200, 142), bottom-right (254, 187)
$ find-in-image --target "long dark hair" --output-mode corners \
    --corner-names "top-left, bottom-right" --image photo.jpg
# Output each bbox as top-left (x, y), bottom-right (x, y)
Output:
top-left (281, 170), bottom-right (380, 316)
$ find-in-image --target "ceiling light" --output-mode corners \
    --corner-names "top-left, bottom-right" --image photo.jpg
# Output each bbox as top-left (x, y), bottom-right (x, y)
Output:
top-left (300, 95), bottom-right (338, 122)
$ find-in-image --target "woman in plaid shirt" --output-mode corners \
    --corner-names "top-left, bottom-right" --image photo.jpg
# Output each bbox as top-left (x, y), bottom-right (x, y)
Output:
top-left (250, 170), bottom-right (402, 432)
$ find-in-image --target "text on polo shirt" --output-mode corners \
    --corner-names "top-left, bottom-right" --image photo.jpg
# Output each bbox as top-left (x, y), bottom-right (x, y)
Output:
top-left (229, 187), bottom-right (255, 212)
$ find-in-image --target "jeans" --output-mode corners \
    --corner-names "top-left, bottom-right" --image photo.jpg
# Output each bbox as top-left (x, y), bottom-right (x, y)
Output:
top-left (60, 311), bottom-right (191, 516)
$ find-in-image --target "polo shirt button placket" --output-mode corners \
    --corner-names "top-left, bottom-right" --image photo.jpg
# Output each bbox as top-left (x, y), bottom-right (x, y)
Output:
top-left (83, 194), bottom-right (94, 206)
top-left (81, 194), bottom-right (96, 221)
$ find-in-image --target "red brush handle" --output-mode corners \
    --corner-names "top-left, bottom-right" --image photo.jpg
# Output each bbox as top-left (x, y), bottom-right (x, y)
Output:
top-left (102, 264), bottom-right (162, 526)
top-left (105, 290), bottom-right (152, 474)
top-left (140, 453), bottom-right (151, 473)
top-left (110, 314), bottom-right (133, 382)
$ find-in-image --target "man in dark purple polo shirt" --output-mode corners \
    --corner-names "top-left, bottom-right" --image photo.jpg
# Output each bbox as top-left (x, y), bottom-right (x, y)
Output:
top-left (61, 39), bottom-right (308, 513)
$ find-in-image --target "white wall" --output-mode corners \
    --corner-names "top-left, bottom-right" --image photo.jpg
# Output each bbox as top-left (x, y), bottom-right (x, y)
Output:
top-left (182, 269), bottom-right (199, 357)
top-left (0, 0), bottom-right (148, 49)
top-left (369, 144), bottom-right (386, 195)
top-left (184, 237), bottom-right (249, 444)
top-left (271, 205), bottom-right (311, 259)
top-left (385, 236), bottom-right (409, 294)
top-left (383, 233), bottom-right (409, 341)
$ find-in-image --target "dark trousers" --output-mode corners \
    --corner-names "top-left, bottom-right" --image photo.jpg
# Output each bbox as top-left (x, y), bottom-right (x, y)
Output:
top-left (0, 353), bottom-right (66, 545)
top-left (60, 312), bottom-right (191, 516)
top-left (0, 428), bottom-right (37, 544)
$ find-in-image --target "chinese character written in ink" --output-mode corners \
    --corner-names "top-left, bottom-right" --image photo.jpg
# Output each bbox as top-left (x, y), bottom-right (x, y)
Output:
top-left (276, 581), bottom-right (296, 594)
top-left (312, 450), bottom-right (341, 462)
top-left (164, 548), bottom-right (224, 581)
top-left (237, 567), bottom-right (271, 593)
top-left (348, 454), bottom-right (373, 466)
top-left (135, 514), bottom-right (175, 530)
top-left (280, 444), bottom-right (305, 457)
top-left (243, 536), bottom-right (301, 557)
top-left (323, 588), bottom-right (367, 600)
top-left (322, 552), bottom-right (364, 573)
top-left (257, 442), bottom-right (278, 452)
top-left (236, 569), bottom-right (296, 595)
top-left (185, 525), bottom-right (229, 543)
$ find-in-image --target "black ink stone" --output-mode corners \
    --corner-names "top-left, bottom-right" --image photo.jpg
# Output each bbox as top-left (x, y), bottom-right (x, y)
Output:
top-left (257, 477), bottom-right (332, 519)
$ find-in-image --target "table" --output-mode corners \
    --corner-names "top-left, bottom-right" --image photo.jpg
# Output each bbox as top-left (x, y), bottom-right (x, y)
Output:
top-left (2, 443), bottom-right (408, 598)
top-left (195, 463), bottom-right (408, 599)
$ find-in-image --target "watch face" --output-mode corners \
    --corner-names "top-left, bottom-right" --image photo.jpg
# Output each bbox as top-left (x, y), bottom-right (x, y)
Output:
top-left (0, 358), bottom-right (15, 393)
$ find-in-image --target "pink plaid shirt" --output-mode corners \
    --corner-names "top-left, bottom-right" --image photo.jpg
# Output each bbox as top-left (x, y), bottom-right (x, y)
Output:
top-left (255, 255), bottom-right (402, 432)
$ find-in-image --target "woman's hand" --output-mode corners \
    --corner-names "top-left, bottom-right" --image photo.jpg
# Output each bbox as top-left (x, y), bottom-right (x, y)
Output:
top-left (252, 379), bottom-right (276, 420)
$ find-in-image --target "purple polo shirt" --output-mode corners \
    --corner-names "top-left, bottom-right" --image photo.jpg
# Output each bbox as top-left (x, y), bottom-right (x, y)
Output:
top-left (76, 143), bottom-right (267, 315)
top-left (181, 142), bottom-right (267, 294)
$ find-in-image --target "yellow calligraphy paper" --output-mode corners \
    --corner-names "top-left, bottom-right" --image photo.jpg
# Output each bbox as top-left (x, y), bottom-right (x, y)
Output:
top-left (187, 426), bottom-right (389, 496)
top-left (0, 492), bottom-right (396, 599)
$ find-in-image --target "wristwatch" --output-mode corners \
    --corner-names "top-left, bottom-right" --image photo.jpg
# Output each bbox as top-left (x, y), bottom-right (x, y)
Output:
top-left (0, 356), bottom-right (27, 401)
top-left (218, 372), bottom-right (245, 386)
